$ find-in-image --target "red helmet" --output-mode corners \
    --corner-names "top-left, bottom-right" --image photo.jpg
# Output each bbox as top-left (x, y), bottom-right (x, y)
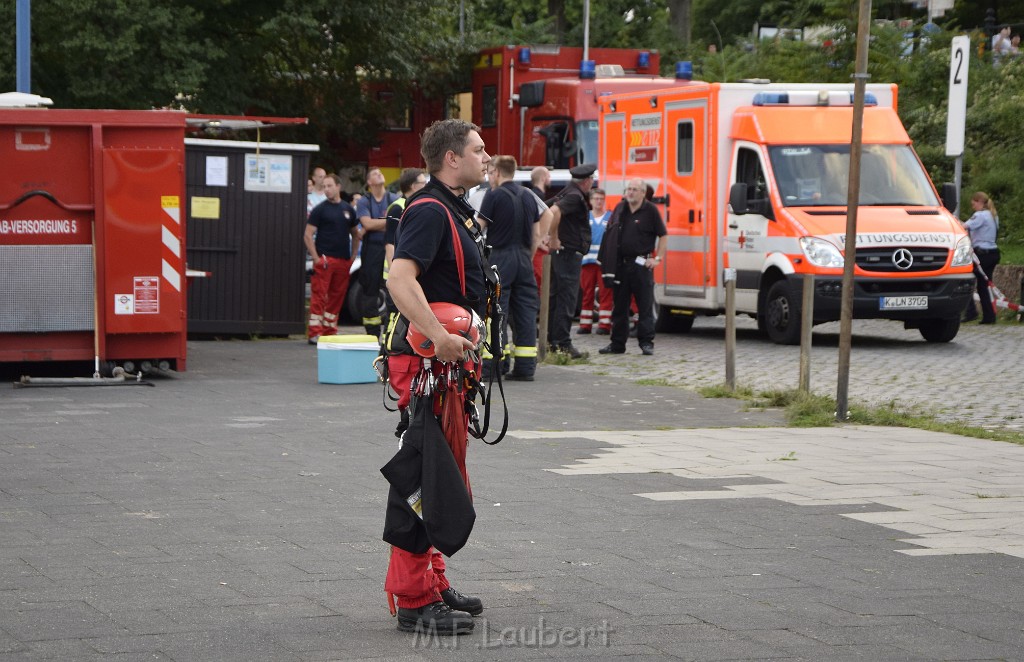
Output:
top-left (406, 302), bottom-right (484, 358)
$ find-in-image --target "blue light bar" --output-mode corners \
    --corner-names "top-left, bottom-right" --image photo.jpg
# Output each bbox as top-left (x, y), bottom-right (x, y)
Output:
top-left (580, 60), bottom-right (596, 79)
top-left (637, 51), bottom-right (651, 69)
top-left (675, 61), bottom-right (693, 80)
top-left (518, 47), bottom-right (531, 65)
top-left (752, 91), bottom-right (879, 106)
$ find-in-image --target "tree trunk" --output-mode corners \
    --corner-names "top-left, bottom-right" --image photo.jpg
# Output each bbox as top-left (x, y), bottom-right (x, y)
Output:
top-left (548, 0), bottom-right (567, 43)
top-left (666, 0), bottom-right (692, 47)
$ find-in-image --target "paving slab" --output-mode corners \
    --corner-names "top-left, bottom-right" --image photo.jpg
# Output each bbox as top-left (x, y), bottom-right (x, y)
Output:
top-left (1, 336), bottom-right (1023, 660)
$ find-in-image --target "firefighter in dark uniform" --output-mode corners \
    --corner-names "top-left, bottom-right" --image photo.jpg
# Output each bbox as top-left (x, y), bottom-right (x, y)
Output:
top-left (547, 163), bottom-right (596, 358)
top-left (384, 119), bottom-right (491, 636)
top-left (478, 155), bottom-right (541, 380)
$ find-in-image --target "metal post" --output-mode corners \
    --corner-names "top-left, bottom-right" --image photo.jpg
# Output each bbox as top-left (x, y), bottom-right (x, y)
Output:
top-left (953, 155), bottom-right (963, 217)
top-left (17, 0), bottom-right (31, 93)
top-left (583, 0), bottom-right (591, 63)
top-left (799, 274), bottom-right (814, 392)
top-left (836, 0), bottom-right (873, 422)
top-left (538, 253), bottom-right (552, 362)
top-left (724, 268), bottom-right (736, 391)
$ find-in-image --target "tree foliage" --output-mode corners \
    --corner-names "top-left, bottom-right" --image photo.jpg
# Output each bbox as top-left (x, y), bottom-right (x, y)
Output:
top-left (3, 0), bottom-right (1023, 248)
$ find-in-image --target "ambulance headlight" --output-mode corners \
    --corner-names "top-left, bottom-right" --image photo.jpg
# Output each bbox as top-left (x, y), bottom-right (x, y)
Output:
top-left (799, 237), bottom-right (844, 268)
top-left (951, 236), bottom-right (973, 267)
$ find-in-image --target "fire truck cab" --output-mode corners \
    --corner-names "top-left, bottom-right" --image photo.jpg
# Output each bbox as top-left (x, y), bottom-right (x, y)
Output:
top-left (599, 82), bottom-right (975, 344)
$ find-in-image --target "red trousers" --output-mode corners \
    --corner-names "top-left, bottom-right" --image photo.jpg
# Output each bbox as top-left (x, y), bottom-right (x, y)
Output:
top-left (533, 247), bottom-right (548, 298)
top-left (579, 263), bottom-right (613, 331)
top-left (308, 256), bottom-right (353, 339)
top-left (384, 356), bottom-right (475, 609)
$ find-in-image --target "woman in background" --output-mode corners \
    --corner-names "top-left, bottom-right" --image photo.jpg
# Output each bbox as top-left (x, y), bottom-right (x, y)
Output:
top-left (963, 191), bottom-right (1000, 324)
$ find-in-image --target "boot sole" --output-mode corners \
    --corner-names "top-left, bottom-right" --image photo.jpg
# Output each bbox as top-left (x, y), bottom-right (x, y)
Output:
top-left (396, 617), bottom-right (475, 634)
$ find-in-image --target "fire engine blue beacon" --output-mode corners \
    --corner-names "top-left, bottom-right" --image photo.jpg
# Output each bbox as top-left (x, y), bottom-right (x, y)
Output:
top-left (675, 61), bottom-right (693, 80)
top-left (580, 60), bottom-right (596, 79)
top-left (637, 51), bottom-right (651, 69)
top-left (518, 47), bottom-right (531, 65)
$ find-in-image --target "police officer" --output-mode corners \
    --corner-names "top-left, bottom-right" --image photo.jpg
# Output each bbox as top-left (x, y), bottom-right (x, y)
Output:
top-left (479, 155), bottom-right (541, 380)
top-left (547, 163), bottom-right (596, 358)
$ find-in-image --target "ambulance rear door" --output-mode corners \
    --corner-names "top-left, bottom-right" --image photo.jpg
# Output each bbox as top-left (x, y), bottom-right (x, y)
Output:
top-left (663, 99), bottom-right (709, 299)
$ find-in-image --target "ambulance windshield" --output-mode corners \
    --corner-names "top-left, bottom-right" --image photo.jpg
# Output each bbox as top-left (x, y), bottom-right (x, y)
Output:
top-left (768, 144), bottom-right (940, 207)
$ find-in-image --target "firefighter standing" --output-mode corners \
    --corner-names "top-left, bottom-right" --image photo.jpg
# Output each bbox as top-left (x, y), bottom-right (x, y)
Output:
top-left (384, 119), bottom-right (491, 635)
top-left (303, 174), bottom-right (361, 343)
top-left (546, 163), bottom-right (596, 358)
top-left (356, 168), bottom-right (399, 339)
top-left (478, 155), bottom-right (542, 380)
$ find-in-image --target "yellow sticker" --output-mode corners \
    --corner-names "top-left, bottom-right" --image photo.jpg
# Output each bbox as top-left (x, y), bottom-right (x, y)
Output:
top-left (161, 196), bottom-right (180, 208)
top-left (190, 196), bottom-right (221, 219)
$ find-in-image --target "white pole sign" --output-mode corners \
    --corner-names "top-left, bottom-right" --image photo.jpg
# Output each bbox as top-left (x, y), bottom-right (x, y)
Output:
top-left (945, 35), bottom-right (969, 157)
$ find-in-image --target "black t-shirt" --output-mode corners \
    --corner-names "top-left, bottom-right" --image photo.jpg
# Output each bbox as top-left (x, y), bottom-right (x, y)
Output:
top-left (554, 183), bottom-right (591, 253)
top-left (617, 200), bottom-right (667, 258)
top-left (384, 198), bottom-right (406, 246)
top-left (394, 179), bottom-right (487, 317)
top-left (308, 199), bottom-right (358, 259)
top-left (480, 182), bottom-right (537, 250)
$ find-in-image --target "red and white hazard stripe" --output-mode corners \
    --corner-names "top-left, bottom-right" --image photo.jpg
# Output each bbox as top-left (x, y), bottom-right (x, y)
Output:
top-left (161, 201), bottom-right (182, 292)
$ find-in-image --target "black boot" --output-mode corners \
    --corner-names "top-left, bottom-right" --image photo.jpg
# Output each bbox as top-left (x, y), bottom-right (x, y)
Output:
top-left (441, 587), bottom-right (483, 616)
top-left (396, 601), bottom-right (474, 634)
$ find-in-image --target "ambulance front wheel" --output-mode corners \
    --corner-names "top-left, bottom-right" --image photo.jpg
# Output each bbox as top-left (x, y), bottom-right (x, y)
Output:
top-left (917, 317), bottom-right (960, 343)
top-left (763, 280), bottom-right (802, 345)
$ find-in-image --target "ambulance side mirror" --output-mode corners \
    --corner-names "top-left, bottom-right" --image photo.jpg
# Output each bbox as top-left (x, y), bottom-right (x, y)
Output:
top-left (940, 183), bottom-right (957, 213)
top-left (729, 183), bottom-right (748, 215)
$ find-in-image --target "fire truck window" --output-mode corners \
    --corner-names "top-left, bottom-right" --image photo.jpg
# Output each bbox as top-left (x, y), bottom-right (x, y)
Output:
top-left (378, 92), bottom-right (411, 130)
top-left (576, 120), bottom-right (598, 165)
top-left (482, 86), bottom-right (498, 128)
top-left (676, 121), bottom-right (694, 174)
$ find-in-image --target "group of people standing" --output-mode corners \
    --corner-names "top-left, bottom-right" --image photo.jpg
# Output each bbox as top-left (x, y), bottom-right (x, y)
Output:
top-left (306, 155), bottom-right (669, 379)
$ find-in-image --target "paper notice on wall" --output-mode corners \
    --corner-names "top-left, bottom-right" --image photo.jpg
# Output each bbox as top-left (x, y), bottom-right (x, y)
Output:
top-left (206, 156), bottom-right (228, 186)
top-left (244, 153), bottom-right (292, 193)
top-left (191, 196), bottom-right (221, 219)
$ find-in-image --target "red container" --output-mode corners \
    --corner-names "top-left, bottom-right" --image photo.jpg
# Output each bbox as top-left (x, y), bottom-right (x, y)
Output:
top-left (0, 109), bottom-right (189, 370)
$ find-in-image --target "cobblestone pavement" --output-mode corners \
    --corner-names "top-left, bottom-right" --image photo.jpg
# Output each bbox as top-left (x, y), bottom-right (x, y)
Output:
top-left (564, 316), bottom-right (1024, 430)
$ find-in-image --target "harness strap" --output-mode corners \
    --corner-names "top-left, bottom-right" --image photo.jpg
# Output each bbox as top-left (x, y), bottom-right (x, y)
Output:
top-left (404, 197), bottom-right (466, 296)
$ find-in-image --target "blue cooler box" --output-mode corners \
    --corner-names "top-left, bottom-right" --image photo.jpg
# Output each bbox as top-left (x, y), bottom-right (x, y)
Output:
top-left (317, 335), bottom-right (380, 384)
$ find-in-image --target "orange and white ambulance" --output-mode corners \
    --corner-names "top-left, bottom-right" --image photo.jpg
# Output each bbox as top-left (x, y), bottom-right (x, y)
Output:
top-left (598, 82), bottom-right (976, 344)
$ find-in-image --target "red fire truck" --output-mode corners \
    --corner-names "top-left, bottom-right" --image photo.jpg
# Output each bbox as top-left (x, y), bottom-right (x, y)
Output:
top-left (361, 45), bottom-right (691, 182)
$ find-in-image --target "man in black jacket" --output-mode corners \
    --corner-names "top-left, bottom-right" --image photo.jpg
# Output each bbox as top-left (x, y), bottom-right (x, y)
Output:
top-left (599, 178), bottom-right (667, 356)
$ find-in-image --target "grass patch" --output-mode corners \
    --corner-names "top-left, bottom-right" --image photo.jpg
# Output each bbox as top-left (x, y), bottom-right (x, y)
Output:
top-left (636, 378), bottom-right (672, 387)
top-left (542, 350), bottom-right (590, 366)
top-left (699, 384), bottom-right (754, 399)
top-left (696, 384), bottom-right (1024, 446)
top-left (998, 242), bottom-right (1024, 266)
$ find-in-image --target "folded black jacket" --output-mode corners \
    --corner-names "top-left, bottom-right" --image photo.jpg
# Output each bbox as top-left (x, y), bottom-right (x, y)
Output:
top-left (381, 397), bottom-right (476, 557)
